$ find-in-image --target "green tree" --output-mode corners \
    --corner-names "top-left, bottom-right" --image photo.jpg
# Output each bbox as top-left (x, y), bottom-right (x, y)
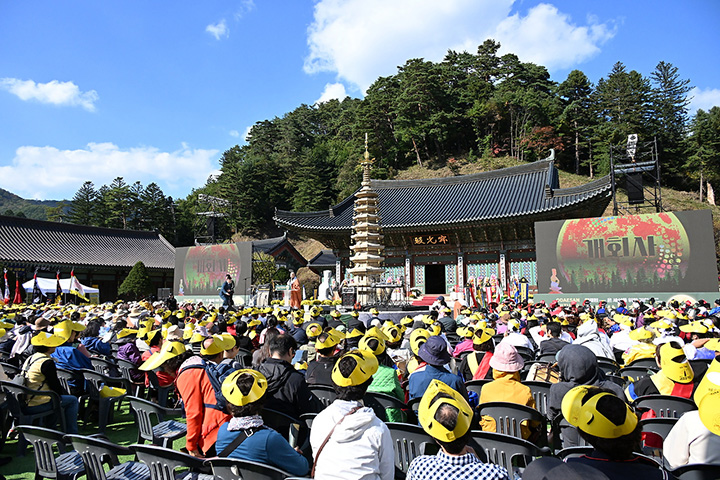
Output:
top-left (650, 61), bottom-right (692, 179)
top-left (69, 181), bottom-right (96, 224)
top-left (252, 251), bottom-right (277, 285)
top-left (118, 261), bottom-right (154, 299)
top-left (105, 177), bottom-right (132, 228)
top-left (558, 70), bottom-right (594, 174)
top-left (45, 202), bottom-right (69, 222)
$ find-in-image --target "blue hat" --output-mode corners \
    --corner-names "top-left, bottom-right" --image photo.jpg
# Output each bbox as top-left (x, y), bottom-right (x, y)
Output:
top-left (418, 336), bottom-right (452, 366)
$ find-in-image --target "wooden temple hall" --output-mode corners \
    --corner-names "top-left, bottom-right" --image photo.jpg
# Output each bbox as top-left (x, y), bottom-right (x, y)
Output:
top-left (275, 159), bottom-right (613, 298)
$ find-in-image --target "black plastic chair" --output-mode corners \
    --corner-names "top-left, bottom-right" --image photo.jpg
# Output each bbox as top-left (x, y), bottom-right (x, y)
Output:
top-left (597, 358), bottom-right (621, 375)
top-left (633, 395), bottom-right (697, 418)
top-left (117, 359), bottom-right (146, 398)
top-left (407, 397), bottom-right (421, 420)
top-left (16, 425), bottom-right (85, 480)
top-left (55, 368), bottom-right (84, 398)
top-left (234, 348), bottom-right (253, 368)
top-left (67, 434), bottom-right (150, 480)
top-left (145, 370), bottom-right (174, 408)
top-left (626, 358), bottom-right (659, 369)
top-left (465, 379), bottom-right (492, 397)
top-left (206, 457), bottom-right (293, 480)
top-left (670, 463), bottom-right (720, 480)
top-left (524, 381), bottom-right (552, 418)
top-left (90, 357), bottom-right (120, 377)
top-left (0, 361), bottom-right (20, 378)
top-left (261, 408), bottom-right (306, 449)
top-left (386, 422), bottom-right (435, 476)
top-left (640, 417), bottom-right (678, 445)
top-left (468, 430), bottom-right (548, 476)
top-left (131, 443), bottom-right (214, 480)
top-left (128, 396), bottom-right (187, 448)
top-left (555, 446), bottom-right (593, 460)
top-left (605, 374), bottom-right (627, 387)
top-left (535, 353), bottom-right (557, 363)
top-left (80, 369), bottom-right (128, 432)
top-left (1, 380), bottom-right (67, 454)
top-left (514, 346), bottom-right (535, 362)
top-left (620, 366), bottom-right (656, 383)
top-left (552, 415), bottom-right (590, 450)
top-left (300, 412), bottom-right (316, 431)
top-left (364, 391), bottom-right (412, 423)
top-left (308, 385), bottom-right (337, 408)
top-left (477, 402), bottom-right (548, 446)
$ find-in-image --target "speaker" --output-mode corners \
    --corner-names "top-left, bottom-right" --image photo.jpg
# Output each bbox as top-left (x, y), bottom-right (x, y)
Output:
top-left (626, 173), bottom-right (644, 204)
top-left (342, 287), bottom-right (356, 307)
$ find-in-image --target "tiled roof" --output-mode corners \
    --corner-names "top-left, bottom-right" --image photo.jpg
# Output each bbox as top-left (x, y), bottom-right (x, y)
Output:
top-left (0, 215), bottom-right (175, 269)
top-left (251, 236), bottom-right (287, 254)
top-left (275, 160), bottom-right (611, 232)
top-left (308, 249), bottom-right (337, 267)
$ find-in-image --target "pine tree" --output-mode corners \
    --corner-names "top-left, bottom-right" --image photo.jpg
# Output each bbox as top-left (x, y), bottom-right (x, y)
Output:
top-left (69, 181), bottom-right (96, 225)
top-left (558, 70), bottom-right (594, 174)
top-left (118, 261), bottom-right (154, 300)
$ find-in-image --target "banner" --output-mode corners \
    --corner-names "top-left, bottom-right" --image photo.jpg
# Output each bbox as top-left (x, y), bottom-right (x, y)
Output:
top-left (174, 242), bottom-right (253, 298)
top-left (70, 268), bottom-right (89, 301)
top-left (535, 210), bottom-right (718, 295)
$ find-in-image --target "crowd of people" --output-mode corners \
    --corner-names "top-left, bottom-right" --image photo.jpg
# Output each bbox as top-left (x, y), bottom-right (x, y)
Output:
top-left (1, 294), bottom-right (720, 479)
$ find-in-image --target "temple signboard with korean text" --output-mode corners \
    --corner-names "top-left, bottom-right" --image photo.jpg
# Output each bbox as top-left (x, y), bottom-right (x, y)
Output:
top-left (412, 234), bottom-right (450, 246)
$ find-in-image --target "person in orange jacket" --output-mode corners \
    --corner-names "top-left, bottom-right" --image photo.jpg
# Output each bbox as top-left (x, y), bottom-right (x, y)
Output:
top-left (140, 334), bottom-right (236, 457)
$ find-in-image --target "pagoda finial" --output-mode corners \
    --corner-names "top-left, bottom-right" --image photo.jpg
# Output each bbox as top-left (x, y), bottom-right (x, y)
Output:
top-left (361, 133), bottom-right (374, 185)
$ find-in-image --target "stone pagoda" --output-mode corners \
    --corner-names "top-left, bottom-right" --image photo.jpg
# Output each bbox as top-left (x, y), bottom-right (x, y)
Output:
top-left (347, 136), bottom-right (385, 304)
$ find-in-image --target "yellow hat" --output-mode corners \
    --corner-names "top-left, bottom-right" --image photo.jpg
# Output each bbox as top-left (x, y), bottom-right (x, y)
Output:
top-left (316, 329), bottom-right (343, 350)
top-left (365, 326), bottom-right (389, 341)
top-left (306, 322), bottom-right (322, 339)
top-left (507, 319), bottom-right (521, 331)
top-left (54, 319), bottom-right (85, 336)
top-left (189, 331), bottom-right (207, 344)
top-left (410, 328), bottom-right (430, 356)
top-left (331, 350), bottom-right (379, 387)
top-left (0, 328), bottom-right (6, 339)
top-left (382, 325), bottom-right (403, 344)
top-left (562, 385), bottom-right (638, 439)
top-left (247, 319), bottom-right (261, 328)
top-left (310, 307), bottom-right (322, 317)
top-left (699, 389), bottom-right (720, 435)
top-left (456, 326), bottom-right (474, 339)
top-left (330, 310), bottom-right (341, 318)
top-left (703, 338), bottom-right (720, 352)
top-left (176, 310), bottom-right (185, 319)
top-left (694, 357), bottom-right (720, 405)
top-left (359, 334), bottom-right (386, 356)
top-left (345, 328), bottom-right (364, 339)
top-left (473, 327), bottom-right (495, 345)
top-left (295, 361), bottom-right (308, 371)
top-left (350, 311), bottom-right (359, 317)
top-left (614, 315), bottom-right (633, 328)
top-left (139, 341), bottom-right (187, 371)
top-left (31, 331), bottom-right (67, 347)
top-left (418, 380), bottom-right (473, 442)
top-left (400, 316), bottom-right (414, 327)
top-left (659, 341), bottom-right (694, 383)
top-left (369, 308), bottom-right (379, 315)
top-left (679, 321), bottom-right (709, 334)
top-left (422, 315), bottom-right (434, 325)
top-left (0, 320), bottom-right (14, 329)
top-left (428, 324), bottom-right (441, 336)
top-left (117, 328), bottom-right (138, 339)
top-left (650, 319), bottom-right (674, 330)
top-left (221, 369), bottom-right (267, 407)
top-left (145, 328), bottom-right (161, 343)
top-left (628, 327), bottom-right (654, 341)
top-left (200, 333), bottom-right (237, 356)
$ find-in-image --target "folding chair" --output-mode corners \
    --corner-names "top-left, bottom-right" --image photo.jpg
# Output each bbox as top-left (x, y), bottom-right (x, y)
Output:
top-left (464, 379), bottom-right (492, 397)
top-left (524, 381), bottom-right (551, 417)
top-left (117, 359), bottom-right (146, 398)
top-left (670, 463), bottom-right (720, 480)
top-left (205, 457), bottom-right (293, 480)
top-left (67, 434), bottom-right (150, 480)
top-left (597, 358), bottom-right (621, 376)
top-left (620, 366), bottom-right (656, 383)
top-left (17, 425), bottom-right (84, 480)
top-left (90, 357), bottom-right (120, 378)
top-left (0, 361), bottom-right (20, 378)
top-left (80, 369), bottom-right (128, 433)
top-left (128, 396), bottom-right (187, 449)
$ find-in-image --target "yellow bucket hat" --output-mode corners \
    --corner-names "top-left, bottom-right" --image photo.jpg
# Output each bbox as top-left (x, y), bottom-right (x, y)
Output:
top-left (419, 379), bottom-right (473, 442)
top-left (359, 335), bottom-right (386, 356)
top-left (331, 350), bottom-right (379, 387)
top-left (473, 327), bottom-right (495, 345)
top-left (562, 385), bottom-right (638, 439)
top-left (31, 331), bottom-right (68, 348)
top-left (410, 328), bottom-right (430, 356)
top-left (316, 328), bottom-right (344, 350)
top-left (659, 341), bottom-right (694, 383)
top-left (139, 341), bottom-right (187, 371)
top-left (221, 369), bottom-right (268, 407)
top-left (200, 333), bottom-right (237, 356)
top-left (306, 322), bottom-right (322, 339)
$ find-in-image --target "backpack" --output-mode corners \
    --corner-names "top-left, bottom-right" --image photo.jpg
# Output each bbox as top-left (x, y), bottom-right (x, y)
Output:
top-left (179, 359), bottom-right (228, 413)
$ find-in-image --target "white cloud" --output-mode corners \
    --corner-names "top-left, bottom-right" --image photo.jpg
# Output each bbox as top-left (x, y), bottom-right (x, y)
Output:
top-left (243, 126), bottom-right (252, 142)
top-left (234, 0), bottom-right (255, 20)
top-left (315, 82), bottom-right (348, 104)
top-left (0, 143), bottom-right (219, 200)
top-left (689, 87), bottom-right (720, 114)
top-left (304, 0), bottom-right (615, 92)
top-left (229, 130), bottom-right (240, 138)
top-left (206, 19), bottom-right (229, 40)
top-left (0, 78), bottom-right (98, 111)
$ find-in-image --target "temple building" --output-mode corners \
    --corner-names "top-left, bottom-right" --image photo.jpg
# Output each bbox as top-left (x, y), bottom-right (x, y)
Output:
top-left (275, 159), bottom-right (612, 297)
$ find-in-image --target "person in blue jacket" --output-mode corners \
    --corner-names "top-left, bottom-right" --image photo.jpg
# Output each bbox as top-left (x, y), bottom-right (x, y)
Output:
top-left (216, 369), bottom-right (310, 477)
top-left (51, 319), bottom-right (92, 393)
top-left (79, 319), bottom-right (112, 357)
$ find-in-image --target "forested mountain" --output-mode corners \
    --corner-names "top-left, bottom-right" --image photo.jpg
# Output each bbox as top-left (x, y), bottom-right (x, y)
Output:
top-left (60, 39), bottom-right (720, 246)
top-left (0, 188), bottom-right (60, 220)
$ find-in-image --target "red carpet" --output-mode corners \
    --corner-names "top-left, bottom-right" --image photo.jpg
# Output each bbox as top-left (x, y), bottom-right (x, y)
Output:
top-left (411, 295), bottom-right (440, 306)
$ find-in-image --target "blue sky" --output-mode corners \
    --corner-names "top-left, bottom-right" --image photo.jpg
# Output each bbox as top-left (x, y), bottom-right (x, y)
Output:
top-left (0, 0), bottom-right (718, 200)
